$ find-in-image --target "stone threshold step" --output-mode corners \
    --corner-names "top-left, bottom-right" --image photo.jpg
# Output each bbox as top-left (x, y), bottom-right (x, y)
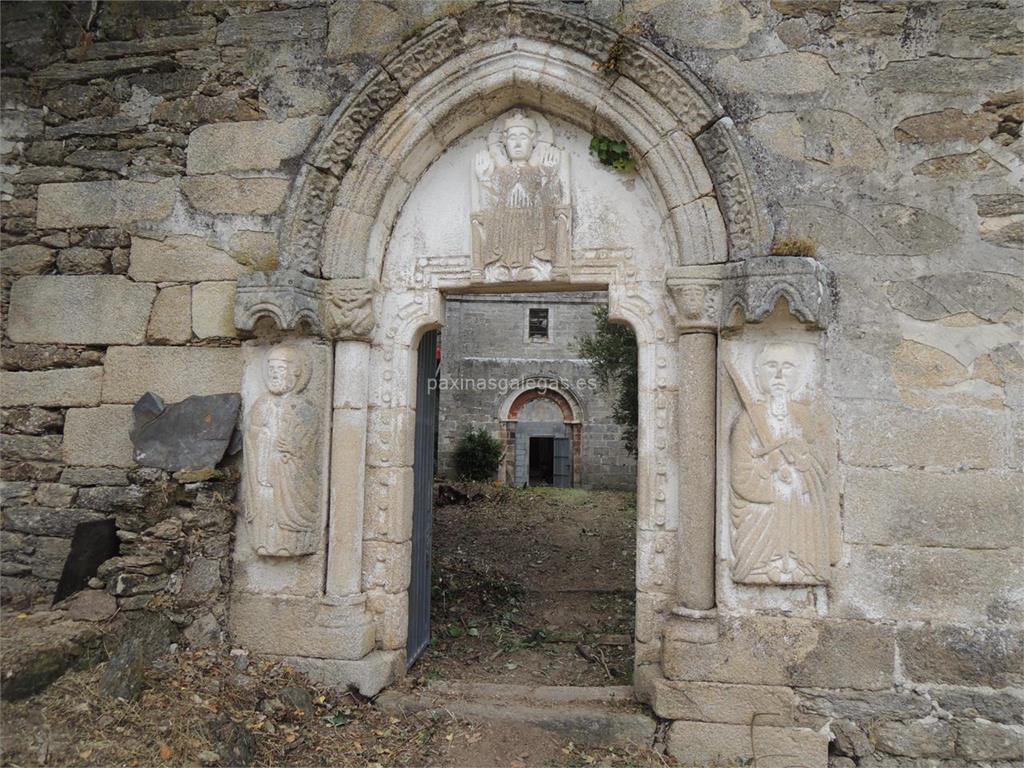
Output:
top-left (376, 683), bottom-right (655, 750)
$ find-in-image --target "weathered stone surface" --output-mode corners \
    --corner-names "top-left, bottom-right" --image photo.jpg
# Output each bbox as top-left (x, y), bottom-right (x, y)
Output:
top-left (2, 507), bottom-right (106, 538)
top-left (1, 433), bottom-right (61, 463)
top-left (895, 109), bottom-right (999, 145)
top-left (870, 719), bottom-right (954, 758)
top-left (99, 613), bottom-right (178, 701)
top-left (931, 688), bottom-right (1024, 725)
top-left (839, 402), bottom-right (1011, 470)
top-left (35, 482), bottom-right (74, 507)
top-left (36, 179), bottom-right (176, 228)
top-left (663, 616), bottom-right (894, 690)
top-left (0, 367), bottom-right (103, 407)
top-left (177, 558), bottom-right (224, 609)
top-left (666, 720), bottom-right (826, 766)
top-left (60, 467), bottom-right (129, 486)
top-left (836, 545), bottom-right (1022, 625)
top-left (217, 7), bottom-right (327, 46)
top-left (180, 175), bottom-right (290, 215)
top-left (147, 285), bottom-right (192, 344)
top-left (56, 247), bottom-right (109, 275)
top-left (913, 150), bottom-right (1007, 179)
top-left (131, 392), bottom-right (240, 472)
top-left (635, 669), bottom-right (797, 724)
top-left (0, 405), bottom-right (64, 436)
top-left (191, 282), bottom-right (237, 339)
top-left (129, 236), bottom-right (247, 282)
top-left (63, 405), bottom-right (136, 468)
top-left (65, 148), bottom-right (130, 172)
top-left (868, 57), bottom-right (1022, 96)
top-left (0, 615), bottom-right (105, 701)
top-left (955, 719), bottom-right (1024, 760)
top-left (771, 0), bottom-right (838, 15)
top-left (186, 117), bottom-right (321, 174)
top-left (228, 231), bottom-right (278, 271)
top-left (975, 193), bottom-right (1024, 218)
top-left (843, 468), bottom-right (1023, 549)
top-left (795, 688), bottom-right (931, 722)
top-left (713, 52), bottom-right (836, 95)
top-left (886, 272), bottom-right (1023, 323)
top-left (8, 276), bottom-right (155, 345)
top-left (102, 346), bottom-right (243, 404)
top-left (2, 244), bottom-right (55, 275)
top-left (898, 624), bottom-right (1023, 688)
top-left (66, 590), bottom-right (118, 622)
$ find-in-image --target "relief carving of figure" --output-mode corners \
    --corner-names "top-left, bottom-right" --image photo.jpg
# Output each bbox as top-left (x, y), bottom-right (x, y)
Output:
top-left (726, 342), bottom-right (839, 585)
top-left (243, 345), bottom-right (321, 556)
top-left (323, 280), bottom-right (375, 340)
top-left (471, 109), bottom-right (570, 282)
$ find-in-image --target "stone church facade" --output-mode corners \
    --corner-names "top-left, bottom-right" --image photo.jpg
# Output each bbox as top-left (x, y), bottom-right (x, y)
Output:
top-left (437, 292), bottom-right (637, 489)
top-left (1, 1), bottom-right (1021, 763)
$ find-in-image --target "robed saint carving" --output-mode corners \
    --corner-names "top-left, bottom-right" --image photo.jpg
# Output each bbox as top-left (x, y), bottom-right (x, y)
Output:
top-left (243, 344), bottom-right (321, 557)
top-left (725, 342), bottom-right (839, 585)
top-left (471, 109), bottom-right (570, 282)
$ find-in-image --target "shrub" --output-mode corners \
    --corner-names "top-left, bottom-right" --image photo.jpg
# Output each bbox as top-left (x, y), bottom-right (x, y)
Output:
top-left (452, 428), bottom-right (502, 481)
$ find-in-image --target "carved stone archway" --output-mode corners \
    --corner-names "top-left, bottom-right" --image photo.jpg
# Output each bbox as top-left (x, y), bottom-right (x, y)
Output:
top-left (229, 3), bottom-right (834, 696)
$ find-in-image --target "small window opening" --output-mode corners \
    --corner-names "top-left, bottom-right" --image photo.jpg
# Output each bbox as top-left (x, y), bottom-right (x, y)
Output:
top-left (528, 308), bottom-right (549, 340)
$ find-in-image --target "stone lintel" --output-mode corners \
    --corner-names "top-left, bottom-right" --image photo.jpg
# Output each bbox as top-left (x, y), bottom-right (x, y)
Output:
top-left (234, 270), bottom-right (378, 341)
top-left (667, 255), bottom-right (834, 332)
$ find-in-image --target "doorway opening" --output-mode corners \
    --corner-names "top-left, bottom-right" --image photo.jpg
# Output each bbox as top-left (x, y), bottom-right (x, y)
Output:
top-left (407, 291), bottom-right (638, 687)
top-left (529, 437), bottom-right (553, 485)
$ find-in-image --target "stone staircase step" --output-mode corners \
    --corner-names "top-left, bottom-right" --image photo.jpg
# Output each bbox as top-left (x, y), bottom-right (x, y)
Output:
top-left (377, 682), bottom-right (656, 751)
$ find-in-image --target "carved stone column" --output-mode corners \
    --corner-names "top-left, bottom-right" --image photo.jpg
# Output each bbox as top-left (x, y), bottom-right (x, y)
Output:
top-left (231, 271), bottom-right (378, 659)
top-left (668, 280), bottom-right (721, 611)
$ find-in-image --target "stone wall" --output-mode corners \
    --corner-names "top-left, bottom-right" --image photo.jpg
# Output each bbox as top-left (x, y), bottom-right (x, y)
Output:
top-left (1, 1), bottom-right (1021, 763)
top-left (438, 292), bottom-right (637, 489)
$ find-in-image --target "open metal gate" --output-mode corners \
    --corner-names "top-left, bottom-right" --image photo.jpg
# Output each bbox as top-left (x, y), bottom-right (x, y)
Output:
top-left (553, 436), bottom-right (571, 488)
top-left (407, 330), bottom-right (439, 667)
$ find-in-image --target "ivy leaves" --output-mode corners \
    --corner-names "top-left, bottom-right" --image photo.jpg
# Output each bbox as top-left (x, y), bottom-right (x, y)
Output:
top-left (589, 135), bottom-right (636, 173)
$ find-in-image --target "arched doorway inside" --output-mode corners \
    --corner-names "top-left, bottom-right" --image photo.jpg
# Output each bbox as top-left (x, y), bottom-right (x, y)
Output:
top-left (501, 384), bottom-right (582, 488)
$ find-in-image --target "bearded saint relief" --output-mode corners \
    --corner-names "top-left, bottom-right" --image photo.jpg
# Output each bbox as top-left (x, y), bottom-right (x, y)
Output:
top-left (471, 109), bottom-right (571, 282)
top-left (243, 344), bottom-right (321, 557)
top-left (726, 342), bottom-right (839, 586)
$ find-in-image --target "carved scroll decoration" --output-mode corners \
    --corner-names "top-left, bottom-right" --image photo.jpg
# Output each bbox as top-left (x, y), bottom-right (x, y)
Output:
top-left (471, 109), bottom-right (571, 282)
top-left (243, 343), bottom-right (323, 557)
top-left (724, 342), bottom-right (839, 585)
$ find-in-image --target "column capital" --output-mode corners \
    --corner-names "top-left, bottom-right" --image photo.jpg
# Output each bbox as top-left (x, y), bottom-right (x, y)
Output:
top-left (667, 255), bottom-right (834, 333)
top-left (234, 270), bottom-right (378, 341)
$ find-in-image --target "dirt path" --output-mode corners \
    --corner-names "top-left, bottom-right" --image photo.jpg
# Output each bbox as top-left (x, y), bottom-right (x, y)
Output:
top-left (414, 486), bottom-right (637, 687)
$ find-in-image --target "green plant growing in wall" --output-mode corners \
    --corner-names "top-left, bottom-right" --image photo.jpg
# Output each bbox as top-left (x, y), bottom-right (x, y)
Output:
top-left (576, 306), bottom-right (638, 456)
top-left (589, 134), bottom-right (636, 173)
top-left (452, 428), bottom-right (503, 481)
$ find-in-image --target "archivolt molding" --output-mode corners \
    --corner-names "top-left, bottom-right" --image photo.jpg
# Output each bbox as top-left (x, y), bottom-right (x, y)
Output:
top-left (498, 379), bottom-right (585, 424)
top-left (236, 3), bottom-right (791, 338)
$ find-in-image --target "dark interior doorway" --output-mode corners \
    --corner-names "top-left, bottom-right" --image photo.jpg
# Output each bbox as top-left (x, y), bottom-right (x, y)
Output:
top-left (529, 436), bottom-right (554, 485)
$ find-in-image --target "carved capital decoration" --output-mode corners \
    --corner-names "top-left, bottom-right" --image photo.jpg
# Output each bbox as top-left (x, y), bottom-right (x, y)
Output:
top-left (323, 278), bottom-right (377, 341)
top-left (667, 256), bottom-right (834, 333)
top-left (667, 281), bottom-right (721, 333)
top-left (234, 272), bottom-right (378, 342)
top-left (235, 270), bottom-right (322, 335)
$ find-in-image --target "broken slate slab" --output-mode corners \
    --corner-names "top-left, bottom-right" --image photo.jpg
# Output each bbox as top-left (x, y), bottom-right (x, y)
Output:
top-left (130, 392), bottom-right (241, 472)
